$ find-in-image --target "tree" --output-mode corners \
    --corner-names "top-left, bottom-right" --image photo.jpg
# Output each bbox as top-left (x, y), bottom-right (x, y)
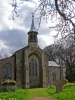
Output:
top-left (44, 36), bottom-right (75, 82)
top-left (36, 0), bottom-right (75, 39)
top-left (12, 0), bottom-right (75, 39)
top-left (44, 44), bottom-right (56, 61)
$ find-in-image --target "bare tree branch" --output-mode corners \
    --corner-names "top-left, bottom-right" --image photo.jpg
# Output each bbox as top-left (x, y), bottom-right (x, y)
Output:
top-left (11, 0), bottom-right (75, 39)
top-left (55, 0), bottom-right (75, 28)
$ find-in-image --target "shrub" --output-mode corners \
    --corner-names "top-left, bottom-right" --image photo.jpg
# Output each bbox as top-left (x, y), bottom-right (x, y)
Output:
top-left (49, 85), bottom-right (55, 89)
top-left (64, 78), bottom-right (69, 84)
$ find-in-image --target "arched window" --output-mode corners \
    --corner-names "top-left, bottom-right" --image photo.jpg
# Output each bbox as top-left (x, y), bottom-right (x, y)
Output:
top-left (29, 55), bottom-right (39, 76)
top-left (53, 72), bottom-right (56, 81)
top-left (3, 63), bottom-right (12, 80)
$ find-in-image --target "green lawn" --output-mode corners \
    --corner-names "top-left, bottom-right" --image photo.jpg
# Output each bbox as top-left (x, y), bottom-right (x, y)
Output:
top-left (0, 88), bottom-right (49, 100)
top-left (48, 83), bottom-right (75, 100)
top-left (0, 83), bottom-right (75, 100)
top-left (28, 88), bottom-right (49, 100)
top-left (0, 89), bottom-right (29, 100)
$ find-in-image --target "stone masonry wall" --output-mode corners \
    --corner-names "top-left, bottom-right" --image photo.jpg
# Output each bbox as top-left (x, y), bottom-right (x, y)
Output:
top-left (15, 49), bottom-right (25, 88)
top-left (42, 52), bottom-right (49, 87)
top-left (44, 53), bottom-right (49, 87)
top-left (0, 56), bottom-right (15, 86)
top-left (24, 45), bottom-right (49, 88)
top-left (24, 46), bottom-right (42, 88)
top-left (49, 66), bottom-right (61, 86)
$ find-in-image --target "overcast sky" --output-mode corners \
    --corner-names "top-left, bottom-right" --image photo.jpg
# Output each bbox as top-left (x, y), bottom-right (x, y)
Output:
top-left (0, 0), bottom-right (56, 56)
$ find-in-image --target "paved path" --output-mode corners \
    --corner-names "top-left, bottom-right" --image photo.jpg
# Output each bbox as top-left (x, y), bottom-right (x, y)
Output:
top-left (33, 96), bottom-right (54, 100)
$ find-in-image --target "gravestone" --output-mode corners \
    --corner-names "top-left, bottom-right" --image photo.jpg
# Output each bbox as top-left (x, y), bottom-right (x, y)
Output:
top-left (2, 79), bottom-right (16, 91)
top-left (56, 79), bottom-right (63, 92)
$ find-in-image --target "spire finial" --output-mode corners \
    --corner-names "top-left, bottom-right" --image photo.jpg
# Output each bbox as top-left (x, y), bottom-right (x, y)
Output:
top-left (30, 12), bottom-right (35, 31)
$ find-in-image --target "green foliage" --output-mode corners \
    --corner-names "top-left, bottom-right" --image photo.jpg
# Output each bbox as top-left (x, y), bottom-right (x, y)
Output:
top-left (0, 89), bottom-right (29, 100)
top-left (0, 84), bottom-right (75, 100)
top-left (28, 88), bottom-right (49, 100)
top-left (48, 83), bottom-right (75, 100)
top-left (0, 88), bottom-right (49, 100)
top-left (49, 85), bottom-right (55, 89)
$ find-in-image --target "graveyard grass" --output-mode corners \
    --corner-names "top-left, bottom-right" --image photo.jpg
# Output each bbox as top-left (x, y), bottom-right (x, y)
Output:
top-left (48, 83), bottom-right (75, 100)
top-left (0, 83), bottom-right (75, 100)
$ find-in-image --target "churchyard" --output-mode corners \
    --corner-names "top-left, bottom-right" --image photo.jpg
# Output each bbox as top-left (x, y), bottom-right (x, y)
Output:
top-left (0, 83), bottom-right (75, 100)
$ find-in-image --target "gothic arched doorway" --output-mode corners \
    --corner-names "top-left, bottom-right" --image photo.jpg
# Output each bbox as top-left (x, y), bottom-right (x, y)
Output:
top-left (29, 54), bottom-right (41, 88)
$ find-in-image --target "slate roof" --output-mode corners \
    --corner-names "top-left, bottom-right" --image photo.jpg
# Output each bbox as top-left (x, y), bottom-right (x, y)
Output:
top-left (48, 61), bottom-right (60, 67)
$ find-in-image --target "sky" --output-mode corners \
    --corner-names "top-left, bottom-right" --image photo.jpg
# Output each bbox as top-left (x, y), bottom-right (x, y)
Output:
top-left (0, 0), bottom-right (56, 56)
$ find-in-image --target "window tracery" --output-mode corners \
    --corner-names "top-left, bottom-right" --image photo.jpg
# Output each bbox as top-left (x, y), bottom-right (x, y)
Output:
top-left (29, 54), bottom-right (39, 76)
top-left (3, 63), bottom-right (12, 80)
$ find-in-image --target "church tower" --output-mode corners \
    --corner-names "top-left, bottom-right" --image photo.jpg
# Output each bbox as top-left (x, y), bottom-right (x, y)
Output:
top-left (23, 13), bottom-right (49, 88)
top-left (27, 13), bottom-right (38, 47)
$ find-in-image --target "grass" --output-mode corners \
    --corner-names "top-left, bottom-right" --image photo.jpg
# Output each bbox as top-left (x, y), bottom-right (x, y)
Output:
top-left (0, 88), bottom-right (29, 100)
top-left (0, 88), bottom-right (49, 100)
top-left (0, 83), bottom-right (75, 100)
top-left (28, 88), bottom-right (49, 100)
top-left (48, 83), bottom-right (75, 100)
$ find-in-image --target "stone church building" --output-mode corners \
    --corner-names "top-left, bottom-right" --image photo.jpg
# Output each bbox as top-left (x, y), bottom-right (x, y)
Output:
top-left (0, 14), bottom-right (63, 88)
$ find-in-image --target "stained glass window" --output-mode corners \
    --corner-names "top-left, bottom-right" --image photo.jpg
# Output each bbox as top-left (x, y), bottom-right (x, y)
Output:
top-left (29, 55), bottom-right (39, 76)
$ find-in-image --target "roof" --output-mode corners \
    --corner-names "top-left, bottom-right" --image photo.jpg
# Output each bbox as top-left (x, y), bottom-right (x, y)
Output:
top-left (48, 61), bottom-right (60, 67)
top-left (30, 13), bottom-right (36, 32)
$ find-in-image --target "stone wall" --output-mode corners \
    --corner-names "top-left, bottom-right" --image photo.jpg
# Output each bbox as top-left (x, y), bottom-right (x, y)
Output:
top-left (44, 53), bottom-right (49, 87)
top-left (15, 49), bottom-right (25, 88)
top-left (24, 45), bottom-right (49, 88)
top-left (28, 42), bottom-right (39, 47)
top-left (0, 43), bottom-right (58, 89)
top-left (0, 56), bottom-right (15, 86)
top-left (42, 52), bottom-right (49, 87)
top-left (48, 66), bottom-right (61, 86)
top-left (24, 46), bottom-right (42, 88)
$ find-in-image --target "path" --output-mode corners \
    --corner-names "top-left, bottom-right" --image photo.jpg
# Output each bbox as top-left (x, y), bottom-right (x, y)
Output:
top-left (33, 96), bottom-right (54, 100)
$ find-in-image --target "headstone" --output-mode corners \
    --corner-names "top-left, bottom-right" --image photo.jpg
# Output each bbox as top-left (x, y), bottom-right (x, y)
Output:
top-left (56, 79), bottom-right (63, 92)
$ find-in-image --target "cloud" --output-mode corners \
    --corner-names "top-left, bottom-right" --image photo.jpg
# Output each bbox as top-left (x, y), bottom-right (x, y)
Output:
top-left (0, 0), bottom-right (55, 56)
top-left (38, 30), bottom-right (56, 48)
top-left (0, 29), bottom-right (28, 54)
top-left (0, 40), bottom-right (7, 50)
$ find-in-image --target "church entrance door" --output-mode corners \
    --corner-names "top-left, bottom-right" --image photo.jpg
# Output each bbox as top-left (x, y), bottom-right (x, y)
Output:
top-left (29, 76), bottom-right (40, 88)
top-left (29, 54), bottom-right (40, 88)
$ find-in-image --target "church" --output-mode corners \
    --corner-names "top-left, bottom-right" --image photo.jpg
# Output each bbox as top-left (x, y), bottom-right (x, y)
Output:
top-left (0, 14), bottom-right (63, 88)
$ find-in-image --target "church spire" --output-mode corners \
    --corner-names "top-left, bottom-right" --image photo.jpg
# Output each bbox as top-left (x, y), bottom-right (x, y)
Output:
top-left (27, 13), bottom-right (38, 43)
top-left (30, 12), bottom-right (35, 31)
